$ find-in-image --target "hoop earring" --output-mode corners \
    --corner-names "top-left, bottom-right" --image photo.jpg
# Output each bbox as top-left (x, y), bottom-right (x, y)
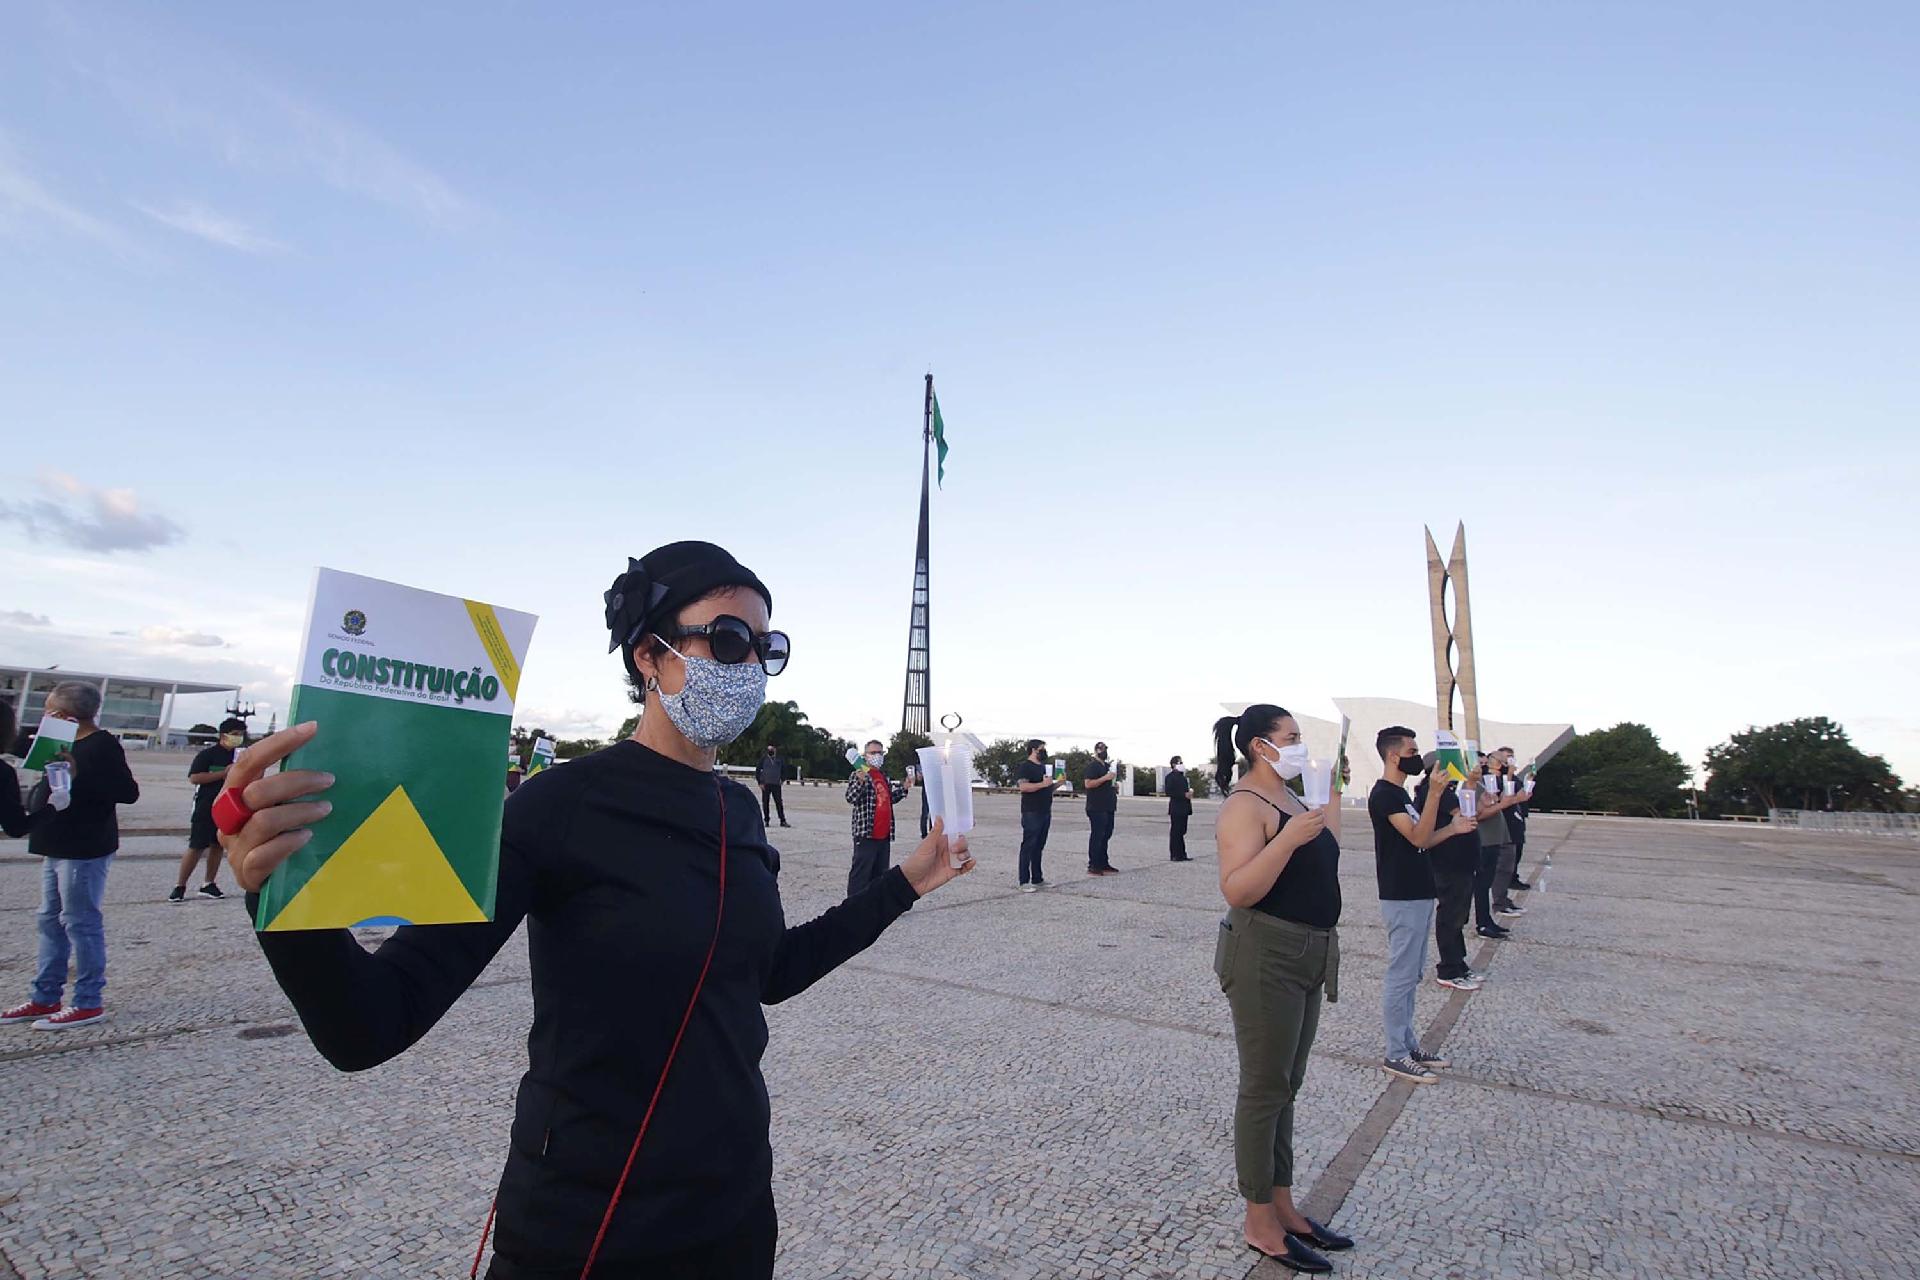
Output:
top-left (645, 676), bottom-right (660, 693)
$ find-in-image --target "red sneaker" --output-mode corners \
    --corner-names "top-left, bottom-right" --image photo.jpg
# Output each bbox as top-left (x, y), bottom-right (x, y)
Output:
top-left (0, 1001), bottom-right (61, 1025)
top-left (32, 1007), bottom-right (108, 1031)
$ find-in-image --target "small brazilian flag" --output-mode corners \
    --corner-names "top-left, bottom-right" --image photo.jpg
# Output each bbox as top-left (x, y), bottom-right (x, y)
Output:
top-left (932, 391), bottom-right (949, 488)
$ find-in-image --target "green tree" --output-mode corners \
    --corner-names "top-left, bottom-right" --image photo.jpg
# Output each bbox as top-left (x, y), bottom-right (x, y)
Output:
top-left (1703, 717), bottom-right (1905, 814)
top-left (554, 737), bottom-right (604, 759)
top-left (1186, 766), bottom-right (1214, 800)
top-left (974, 738), bottom-right (1031, 788)
top-left (615, 714), bottom-right (640, 741)
top-left (187, 722), bottom-right (218, 737)
top-left (1531, 723), bottom-right (1689, 817)
top-left (883, 730), bottom-right (933, 779)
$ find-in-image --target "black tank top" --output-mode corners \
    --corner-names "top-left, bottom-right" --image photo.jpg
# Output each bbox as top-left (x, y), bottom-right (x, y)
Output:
top-left (1232, 788), bottom-right (1342, 929)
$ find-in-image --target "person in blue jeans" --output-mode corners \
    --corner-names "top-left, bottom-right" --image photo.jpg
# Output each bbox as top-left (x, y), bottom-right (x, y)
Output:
top-left (1, 682), bottom-right (140, 1032)
top-left (1014, 739), bottom-right (1057, 892)
top-left (1366, 726), bottom-right (1472, 1083)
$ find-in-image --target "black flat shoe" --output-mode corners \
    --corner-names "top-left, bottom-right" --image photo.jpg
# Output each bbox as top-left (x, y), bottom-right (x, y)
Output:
top-left (1297, 1217), bottom-right (1353, 1251)
top-left (1246, 1234), bottom-right (1332, 1274)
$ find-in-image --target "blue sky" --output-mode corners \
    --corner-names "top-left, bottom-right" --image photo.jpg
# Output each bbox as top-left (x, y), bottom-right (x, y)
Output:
top-left (3, 2), bottom-right (1916, 782)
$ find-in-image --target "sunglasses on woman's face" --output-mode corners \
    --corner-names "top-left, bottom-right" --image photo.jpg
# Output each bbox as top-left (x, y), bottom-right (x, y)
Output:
top-left (662, 615), bottom-right (790, 675)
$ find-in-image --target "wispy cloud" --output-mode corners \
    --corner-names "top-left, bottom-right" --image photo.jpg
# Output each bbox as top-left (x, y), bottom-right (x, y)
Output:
top-left (0, 133), bottom-right (136, 252)
top-left (0, 472), bottom-right (185, 553)
top-left (51, 10), bottom-right (473, 229)
top-left (138, 625), bottom-right (226, 648)
top-left (0, 610), bottom-right (53, 628)
top-left (131, 199), bottom-right (282, 253)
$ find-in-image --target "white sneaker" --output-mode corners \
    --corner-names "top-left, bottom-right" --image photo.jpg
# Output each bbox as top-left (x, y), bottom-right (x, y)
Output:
top-left (1020, 884), bottom-right (1038, 894)
top-left (1435, 974), bottom-right (1481, 992)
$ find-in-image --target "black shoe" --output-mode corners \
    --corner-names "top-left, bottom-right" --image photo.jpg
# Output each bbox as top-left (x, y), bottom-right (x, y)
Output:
top-left (1476, 925), bottom-right (1511, 939)
top-left (1509, 878), bottom-right (1531, 891)
top-left (197, 883), bottom-right (226, 900)
top-left (1170, 854), bottom-right (1191, 862)
top-left (1296, 1217), bottom-right (1353, 1252)
top-left (166, 885), bottom-right (186, 903)
top-left (779, 821), bottom-right (792, 828)
top-left (1246, 1234), bottom-right (1332, 1274)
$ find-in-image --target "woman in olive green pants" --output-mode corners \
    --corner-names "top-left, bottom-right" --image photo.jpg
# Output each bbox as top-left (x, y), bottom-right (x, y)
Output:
top-left (1212, 706), bottom-right (1353, 1273)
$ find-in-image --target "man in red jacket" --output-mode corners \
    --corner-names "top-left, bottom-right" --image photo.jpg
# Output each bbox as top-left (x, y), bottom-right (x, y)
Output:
top-left (844, 739), bottom-right (913, 896)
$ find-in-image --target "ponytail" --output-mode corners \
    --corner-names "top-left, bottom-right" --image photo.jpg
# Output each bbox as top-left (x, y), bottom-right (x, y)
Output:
top-left (1213, 703), bottom-right (1292, 794)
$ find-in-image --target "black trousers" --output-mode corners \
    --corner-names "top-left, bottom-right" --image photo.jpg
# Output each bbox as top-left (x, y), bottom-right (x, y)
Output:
top-left (1170, 809), bottom-right (1190, 859)
top-left (849, 837), bottom-right (891, 896)
top-left (1472, 842), bottom-right (1499, 930)
top-left (1019, 810), bottom-right (1050, 884)
top-left (1087, 809), bottom-right (1115, 871)
top-left (759, 784), bottom-right (785, 825)
top-left (1511, 828), bottom-right (1526, 878)
top-left (486, 1189), bottom-right (776, 1280)
top-left (1433, 864), bottom-right (1473, 977)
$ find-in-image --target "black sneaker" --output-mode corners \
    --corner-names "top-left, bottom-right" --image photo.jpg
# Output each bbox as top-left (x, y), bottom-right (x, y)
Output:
top-left (166, 885), bottom-right (186, 903)
top-left (1410, 1047), bottom-right (1451, 1069)
top-left (1509, 879), bottom-right (1532, 891)
top-left (1382, 1057), bottom-right (1437, 1084)
top-left (1476, 925), bottom-right (1511, 939)
top-left (197, 883), bottom-right (226, 900)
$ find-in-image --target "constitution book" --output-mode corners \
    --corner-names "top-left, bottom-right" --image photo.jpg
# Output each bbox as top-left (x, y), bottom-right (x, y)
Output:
top-left (254, 568), bottom-right (537, 932)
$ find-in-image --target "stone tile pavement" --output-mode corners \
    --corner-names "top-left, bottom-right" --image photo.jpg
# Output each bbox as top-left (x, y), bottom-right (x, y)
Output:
top-left (0, 753), bottom-right (1914, 1277)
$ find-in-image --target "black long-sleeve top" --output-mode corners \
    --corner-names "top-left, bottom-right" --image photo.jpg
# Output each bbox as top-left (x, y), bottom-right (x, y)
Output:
top-left (1, 760), bottom-right (39, 839)
top-left (251, 740), bottom-right (919, 1270)
top-left (27, 729), bottom-right (139, 858)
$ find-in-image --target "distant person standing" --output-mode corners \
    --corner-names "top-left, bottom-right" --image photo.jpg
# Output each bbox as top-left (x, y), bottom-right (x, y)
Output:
top-left (1015, 739), bottom-right (1057, 892)
top-left (844, 739), bottom-right (910, 895)
top-left (1167, 756), bottom-right (1193, 861)
top-left (1416, 753), bottom-right (1482, 992)
top-left (0, 703), bottom-right (39, 840)
top-left (757, 743), bottom-right (790, 828)
top-left (1083, 741), bottom-right (1120, 876)
top-left (1367, 726), bottom-right (1471, 1083)
top-left (171, 717), bottom-right (245, 901)
top-left (1471, 756), bottom-right (1525, 939)
top-left (1, 682), bottom-right (140, 1031)
top-left (1498, 747), bottom-right (1531, 890)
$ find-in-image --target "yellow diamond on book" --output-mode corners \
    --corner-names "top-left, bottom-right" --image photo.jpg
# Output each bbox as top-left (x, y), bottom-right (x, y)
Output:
top-left (264, 786), bottom-right (487, 931)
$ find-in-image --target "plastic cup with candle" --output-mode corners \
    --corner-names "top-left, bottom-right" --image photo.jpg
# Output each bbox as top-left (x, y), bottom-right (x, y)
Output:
top-left (916, 743), bottom-right (975, 868)
top-left (1459, 784), bottom-right (1479, 819)
top-left (1301, 756), bottom-right (1334, 808)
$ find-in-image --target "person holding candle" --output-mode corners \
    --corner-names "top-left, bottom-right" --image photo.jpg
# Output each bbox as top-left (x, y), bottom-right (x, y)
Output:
top-left (1417, 751), bottom-right (1482, 992)
top-left (219, 542), bottom-right (974, 1278)
top-left (1368, 726), bottom-right (1474, 1083)
top-left (1210, 704), bottom-right (1350, 1271)
top-left (1014, 739), bottom-right (1057, 892)
top-left (1082, 741), bottom-right (1120, 876)
top-left (845, 739), bottom-right (912, 895)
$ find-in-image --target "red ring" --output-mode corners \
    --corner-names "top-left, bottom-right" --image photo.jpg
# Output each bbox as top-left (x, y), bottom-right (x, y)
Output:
top-left (211, 787), bottom-right (254, 837)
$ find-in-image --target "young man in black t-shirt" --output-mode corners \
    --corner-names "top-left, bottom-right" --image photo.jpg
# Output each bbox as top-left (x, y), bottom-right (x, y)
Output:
top-left (1014, 739), bottom-right (1057, 892)
top-left (1368, 726), bottom-right (1473, 1084)
top-left (173, 718), bottom-right (246, 902)
top-left (1082, 741), bottom-right (1119, 876)
top-left (1418, 752), bottom-right (1482, 993)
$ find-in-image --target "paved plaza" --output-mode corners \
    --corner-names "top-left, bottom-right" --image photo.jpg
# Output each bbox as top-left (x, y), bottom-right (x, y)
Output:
top-left (1, 753), bottom-right (1916, 1279)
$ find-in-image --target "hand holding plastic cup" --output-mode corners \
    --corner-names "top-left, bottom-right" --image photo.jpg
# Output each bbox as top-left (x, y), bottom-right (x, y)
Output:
top-left (1459, 785), bottom-right (1479, 819)
top-left (45, 761), bottom-right (72, 795)
top-left (1481, 773), bottom-right (1500, 797)
top-left (1502, 776), bottom-right (1515, 797)
top-left (1301, 756), bottom-right (1334, 808)
top-left (916, 744), bottom-right (975, 867)
top-left (1524, 777), bottom-right (1535, 795)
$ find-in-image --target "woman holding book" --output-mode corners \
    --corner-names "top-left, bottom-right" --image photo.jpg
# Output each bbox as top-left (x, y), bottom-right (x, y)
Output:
top-left (220, 540), bottom-right (974, 1280)
top-left (1210, 704), bottom-right (1351, 1274)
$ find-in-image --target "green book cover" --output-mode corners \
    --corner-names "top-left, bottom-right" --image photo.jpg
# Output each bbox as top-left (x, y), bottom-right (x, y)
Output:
top-left (22, 715), bottom-right (77, 771)
top-left (254, 567), bottom-right (538, 932)
top-left (1433, 730), bottom-right (1472, 783)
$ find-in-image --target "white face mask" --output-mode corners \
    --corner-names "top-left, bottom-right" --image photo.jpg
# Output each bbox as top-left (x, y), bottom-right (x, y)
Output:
top-left (1258, 739), bottom-right (1309, 780)
top-left (866, 752), bottom-right (885, 768)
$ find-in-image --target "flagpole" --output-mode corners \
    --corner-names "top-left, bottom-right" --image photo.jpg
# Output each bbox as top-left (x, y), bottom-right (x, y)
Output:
top-left (901, 375), bottom-right (934, 738)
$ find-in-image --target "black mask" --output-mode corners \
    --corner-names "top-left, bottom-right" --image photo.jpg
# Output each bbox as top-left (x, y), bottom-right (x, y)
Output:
top-left (1399, 754), bottom-right (1423, 775)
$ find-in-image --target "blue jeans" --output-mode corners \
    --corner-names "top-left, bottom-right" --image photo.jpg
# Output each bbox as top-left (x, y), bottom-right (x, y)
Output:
top-left (1019, 810), bottom-right (1050, 884)
top-left (1379, 897), bottom-right (1434, 1060)
top-left (35, 855), bottom-right (114, 1008)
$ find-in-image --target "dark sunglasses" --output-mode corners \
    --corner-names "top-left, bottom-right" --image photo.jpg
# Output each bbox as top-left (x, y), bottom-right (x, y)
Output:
top-left (661, 615), bottom-right (790, 675)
